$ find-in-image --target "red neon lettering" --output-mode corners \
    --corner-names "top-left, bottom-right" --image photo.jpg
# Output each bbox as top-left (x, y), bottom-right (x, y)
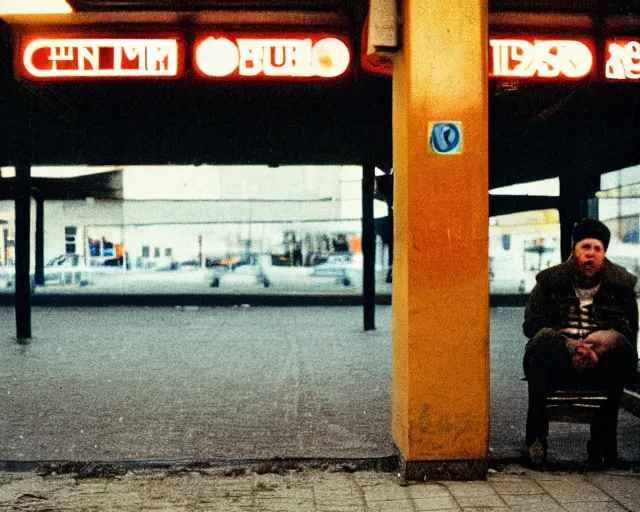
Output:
top-left (22, 39), bottom-right (179, 78)
top-left (489, 39), bottom-right (593, 79)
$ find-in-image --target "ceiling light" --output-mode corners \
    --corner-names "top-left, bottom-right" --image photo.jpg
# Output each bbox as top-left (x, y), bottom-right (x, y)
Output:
top-left (0, 0), bottom-right (72, 14)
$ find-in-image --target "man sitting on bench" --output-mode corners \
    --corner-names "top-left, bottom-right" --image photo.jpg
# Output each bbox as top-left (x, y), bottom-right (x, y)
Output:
top-left (523, 218), bottom-right (638, 468)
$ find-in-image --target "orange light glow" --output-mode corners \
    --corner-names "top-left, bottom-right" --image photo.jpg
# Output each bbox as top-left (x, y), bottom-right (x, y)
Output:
top-left (22, 38), bottom-right (179, 78)
top-left (194, 35), bottom-right (351, 79)
top-left (606, 40), bottom-right (640, 80)
top-left (489, 38), bottom-right (593, 79)
top-left (0, 0), bottom-right (72, 14)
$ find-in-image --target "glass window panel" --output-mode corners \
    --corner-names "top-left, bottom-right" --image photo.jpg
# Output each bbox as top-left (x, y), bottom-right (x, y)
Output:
top-left (489, 209), bottom-right (560, 295)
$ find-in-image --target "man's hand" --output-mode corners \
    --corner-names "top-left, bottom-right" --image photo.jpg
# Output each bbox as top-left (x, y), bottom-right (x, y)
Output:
top-left (566, 338), bottom-right (599, 371)
top-left (583, 329), bottom-right (620, 355)
top-left (572, 344), bottom-right (598, 371)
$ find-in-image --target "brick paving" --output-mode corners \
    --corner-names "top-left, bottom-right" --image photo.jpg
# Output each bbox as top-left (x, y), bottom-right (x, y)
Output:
top-left (1, 464), bottom-right (639, 511)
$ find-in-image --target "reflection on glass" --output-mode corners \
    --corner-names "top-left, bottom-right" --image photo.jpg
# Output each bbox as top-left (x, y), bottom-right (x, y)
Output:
top-left (489, 209), bottom-right (561, 295)
top-left (0, 165), bottom-right (393, 296)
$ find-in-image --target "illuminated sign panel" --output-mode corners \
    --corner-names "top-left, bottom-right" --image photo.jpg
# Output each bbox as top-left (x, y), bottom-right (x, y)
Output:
top-left (15, 33), bottom-right (638, 82)
top-left (22, 38), bottom-right (180, 78)
top-left (194, 35), bottom-right (351, 79)
top-left (606, 40), bottom-right (640, 80)
top-left (489, 39), bottom-right (594, 79)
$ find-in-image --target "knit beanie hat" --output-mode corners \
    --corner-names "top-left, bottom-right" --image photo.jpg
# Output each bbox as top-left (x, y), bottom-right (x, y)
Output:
top-left (572, 218), bottom-right (610, 251)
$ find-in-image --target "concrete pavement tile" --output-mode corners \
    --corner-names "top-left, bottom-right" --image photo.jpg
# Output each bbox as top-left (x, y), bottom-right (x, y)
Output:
top-left (525, 471), bottom-right (576, 482)
top-left (489, 478), bottom-right (546, 495)
top-left (501, 493), bottom-right (566, 511)
top-left (361, 483), bottom-right (415, 512)
top-left (412, 495), bottom-right (461, 510)
top-left (361, 482), bottom-right (411, 501)
top-left (313, 473), bottom-right (368, 509)
top-left (138, 507), bottom-right (189, 512)
top-left (364, 500), bottom-right (416, 511)
top-left (253, 482), bottom-right (315, 511)
top-left (351, 471), bottom-right (398, 487)
top-left (460, 508), bottom-right (509, 512)
top-left (452, 495), bottom-right (508, 509)
top-left (254, 498), bottom-right (316, 511)
top-left (444, 481), bottom-right (501, 497)
top-left (586, 474), bottom-right (640, 512)
top-left (562, 502), bottom-right (630, 512)
top-left (443, 481), bottom-right (508, 509)
top-left (316, 506), bottom-right (367, 512)
top-left (315, 495), bottom-right (367, 509)
top-left (407, 483), bottom-right (453, 498)
top-left (536, 477), bottom-right (615, 504)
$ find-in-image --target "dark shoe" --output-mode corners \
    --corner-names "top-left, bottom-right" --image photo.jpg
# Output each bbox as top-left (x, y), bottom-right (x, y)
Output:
top-left (587, 438), bottom-right (619, 471)
top-left (528, 437), bottom-right (547, 466)
top-left (587, 452), bottom-right (606, 471)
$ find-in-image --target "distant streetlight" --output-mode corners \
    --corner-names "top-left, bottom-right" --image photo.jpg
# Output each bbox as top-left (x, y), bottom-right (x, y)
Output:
top-left (0, 0), bottom-right (72, 14)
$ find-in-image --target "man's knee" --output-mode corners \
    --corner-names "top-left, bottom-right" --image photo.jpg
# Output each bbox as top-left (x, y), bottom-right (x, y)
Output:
top-left (596, 333), bottom-right (637, 383)
top-left (525, 329), bottom-right (568, 359)
top-left (586, 330), bottom-right (631, 354)
top-left (523, 329), bottom-right (570, 379)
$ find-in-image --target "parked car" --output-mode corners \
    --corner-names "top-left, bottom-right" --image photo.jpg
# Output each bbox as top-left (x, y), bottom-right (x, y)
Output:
top-left (310, 255), bottom-right (355, 286)
top-left (44, 254), bottom-right (90, 286)
top-left (1, 254), bottom-right (90, 288)
top-left (210, 264), bottom-right (271, 288)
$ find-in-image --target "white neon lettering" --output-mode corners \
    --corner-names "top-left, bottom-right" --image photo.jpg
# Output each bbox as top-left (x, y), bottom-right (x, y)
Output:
top-left (262, 40), bottom-right (313, 76)
top-left (194, 37), bottom-right (239, 77)
top-left (489, 39), bottom-right (592, 78)
top-left (311, 38), bottom-right (350, 77)
top-left (606, 41), bottom-right (640, 80)
top-left (238, 40), bottom-right (264, 76)
top-left (49, 45), bottom-right (73, 70)
top-left (113, 43), bottom-right (144, 71)
top-left (148, 44), bottom-right (172, 71)
top-left (195, 37), bottom-right (349, 78)
top-left (78, 45), bottom-right (99, 71)
top-left (23, 39), bottom-right (178, 78)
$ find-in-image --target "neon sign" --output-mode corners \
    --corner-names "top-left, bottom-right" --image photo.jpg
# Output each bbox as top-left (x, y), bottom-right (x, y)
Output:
top-left (22, 38), bottom-right (180, 78)
top-left (606, 40), bottom-right (640, 80)
top-left (194, 36), bottom-right (351, 79)
top-left (489, 39), bottom-right (593, 79)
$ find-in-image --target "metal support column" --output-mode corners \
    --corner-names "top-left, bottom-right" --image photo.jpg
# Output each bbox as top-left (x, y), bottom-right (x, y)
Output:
top-left (2, 228), bottom-right (7, 266)
top-left (12, 85), bottom-right (32, 339)
top-left (34, 192), bottom-right (44, 287)
top-left (14, 159), bottom-right (31, 339)
top-left (392, 0), bottom-right (489, 480)
top-left (362, 162), bottom-right (376, 331)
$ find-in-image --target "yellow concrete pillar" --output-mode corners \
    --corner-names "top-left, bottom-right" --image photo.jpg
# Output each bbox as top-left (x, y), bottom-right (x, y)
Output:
top-left (392, 0), bottom-right (489, 480)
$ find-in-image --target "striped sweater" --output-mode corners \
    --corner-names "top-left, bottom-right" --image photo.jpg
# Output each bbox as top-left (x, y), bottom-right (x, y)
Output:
top-left (558, 283), bottom-right (602, 339)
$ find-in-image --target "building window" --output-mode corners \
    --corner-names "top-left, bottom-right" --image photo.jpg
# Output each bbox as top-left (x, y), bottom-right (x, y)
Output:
top-left (142, 246), bottom-right (150, 258)
top-left (165, 248), bottom-right (172, 257)
top-left (64, 226), bottom-right (77, 254)
top-left (154, 247), bottom-right (161, 258)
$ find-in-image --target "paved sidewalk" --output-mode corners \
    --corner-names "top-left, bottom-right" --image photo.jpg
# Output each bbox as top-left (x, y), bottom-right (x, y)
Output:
top-left (1, 463), bottom-right (640, 511)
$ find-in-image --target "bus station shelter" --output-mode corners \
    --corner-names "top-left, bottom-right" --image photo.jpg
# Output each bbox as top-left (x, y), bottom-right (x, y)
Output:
top-left (0, 0), bottom-right (639, 480)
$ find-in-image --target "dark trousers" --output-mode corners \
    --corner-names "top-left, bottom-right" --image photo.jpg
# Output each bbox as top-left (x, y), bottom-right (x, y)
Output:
top-left (523, 329), bottom-right (635, 459)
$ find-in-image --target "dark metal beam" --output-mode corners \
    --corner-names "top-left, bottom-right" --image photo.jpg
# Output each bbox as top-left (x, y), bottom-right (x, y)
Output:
top-left (14, 156), bottom-right (32, 340)
top-left (10, 87), bottom-right (32, 338)
top-left (361, 162), bottom-right (375, 331)
top-left (34, 193), bottom-right (44, 287)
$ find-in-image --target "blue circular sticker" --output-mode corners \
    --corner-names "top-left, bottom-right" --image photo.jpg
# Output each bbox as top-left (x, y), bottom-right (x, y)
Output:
top-left (429, 122), bottom-right (461, 154)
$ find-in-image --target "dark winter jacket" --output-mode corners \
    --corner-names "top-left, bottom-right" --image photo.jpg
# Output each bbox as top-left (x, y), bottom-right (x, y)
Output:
top-left (523, 259), bottom-right (638, 356)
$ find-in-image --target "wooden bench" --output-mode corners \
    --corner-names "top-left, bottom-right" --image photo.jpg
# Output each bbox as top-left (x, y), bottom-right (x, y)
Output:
top-left (545, 389), bottom-right (609, 423)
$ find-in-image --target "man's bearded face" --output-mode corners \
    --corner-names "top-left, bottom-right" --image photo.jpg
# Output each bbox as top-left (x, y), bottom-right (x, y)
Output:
top-left (573, 238), bottom-right (606, 280)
